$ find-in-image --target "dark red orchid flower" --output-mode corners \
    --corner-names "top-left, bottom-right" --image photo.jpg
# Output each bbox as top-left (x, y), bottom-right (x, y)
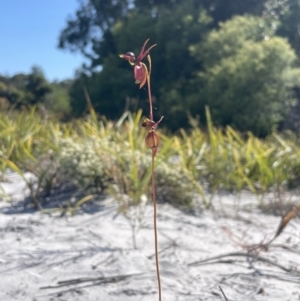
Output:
top-left (120, 39), bottom-right (162, 157)
top-left (119, 39), bottom-right (156, 88)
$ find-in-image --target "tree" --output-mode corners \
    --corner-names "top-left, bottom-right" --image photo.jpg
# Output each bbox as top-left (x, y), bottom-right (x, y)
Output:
top-left (58, 0), bottom-right (300, 133)
top-left (264, 0), bottom-right (300, 58)
top-left (25, 66), bottom-right (52, 106)
top-left (45, 80), bottom-right (72, 119)
top-left (59, 0), bottom-right (269, 65)
top-left (65, 1), bottom-right (212, 129)
top-left (191, 16), bottom-right (300, 136)
top-left (0, 69), bottom-right (72, 117)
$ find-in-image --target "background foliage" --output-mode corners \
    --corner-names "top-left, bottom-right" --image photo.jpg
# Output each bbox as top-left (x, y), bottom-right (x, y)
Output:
top-left (1, 0), bottom-right (300, 136)
top-left (2, 108), bottom-right (300, 212)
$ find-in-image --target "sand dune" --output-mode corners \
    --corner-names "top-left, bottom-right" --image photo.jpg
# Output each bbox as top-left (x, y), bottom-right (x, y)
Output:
top-left (0, 173), bottom-right (299, 301)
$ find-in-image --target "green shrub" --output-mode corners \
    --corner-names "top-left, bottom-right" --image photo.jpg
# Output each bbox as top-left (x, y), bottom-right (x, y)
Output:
top-left (57, 139), bottom-right (110, 193)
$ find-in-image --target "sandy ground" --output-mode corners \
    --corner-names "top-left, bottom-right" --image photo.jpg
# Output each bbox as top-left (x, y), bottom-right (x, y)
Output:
top-left (0, 172), bottom-right (299, 301)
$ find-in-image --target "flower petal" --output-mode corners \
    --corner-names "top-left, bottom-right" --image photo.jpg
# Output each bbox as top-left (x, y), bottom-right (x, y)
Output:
top-left (137, 39), bottom-right (157, 63)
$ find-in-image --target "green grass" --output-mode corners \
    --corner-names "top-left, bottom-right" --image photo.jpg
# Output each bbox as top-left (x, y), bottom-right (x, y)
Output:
top-left (1, 107), bottom-right (300, 212)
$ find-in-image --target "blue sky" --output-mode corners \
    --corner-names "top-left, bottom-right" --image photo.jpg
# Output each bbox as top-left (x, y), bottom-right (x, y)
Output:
top-left (0, 0), bottom-right (87, 81)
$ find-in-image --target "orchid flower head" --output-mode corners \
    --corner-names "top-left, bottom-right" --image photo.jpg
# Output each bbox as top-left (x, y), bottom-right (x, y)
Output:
top-left (119, 39), bottom-right (156, 88)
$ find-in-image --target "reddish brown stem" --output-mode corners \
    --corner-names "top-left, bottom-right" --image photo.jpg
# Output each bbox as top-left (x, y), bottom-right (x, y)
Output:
top-left (152, 152), bottom-right (162, 301)
top-left (147, 75), bottom-right (153, 122)
top-left (146, 52), bottom-right (161, 300)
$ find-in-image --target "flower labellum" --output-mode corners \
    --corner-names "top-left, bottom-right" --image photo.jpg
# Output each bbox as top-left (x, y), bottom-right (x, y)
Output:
top-left (134, 64), bottom-right (147, 88)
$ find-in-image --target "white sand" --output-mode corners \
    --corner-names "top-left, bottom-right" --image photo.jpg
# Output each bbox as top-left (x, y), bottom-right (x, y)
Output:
top-left (0, 173), bottom-right (299, 301)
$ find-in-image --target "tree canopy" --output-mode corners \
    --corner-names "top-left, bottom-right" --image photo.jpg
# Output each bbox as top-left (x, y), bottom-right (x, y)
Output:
top-left (191, 16), bottom-right (300, 136)
top-left (0, 67), bottom-right (72, 118)
top-left (0, 67), bottom-right (52, 109)
top-left (3, 0), bottom-right (300, 136)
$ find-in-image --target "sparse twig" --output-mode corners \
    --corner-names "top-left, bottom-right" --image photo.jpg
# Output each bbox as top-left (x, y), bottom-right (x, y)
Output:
top-left (188, 251), bottom-right (300, 274)
top-left (40, 272), bottom-right (145, 290)
top-left (222, 204), bottom-right (300, 254)
top-left (147, 239), bottom-right (178, 259)
top-left (219, 286), bottom-right (229, 301)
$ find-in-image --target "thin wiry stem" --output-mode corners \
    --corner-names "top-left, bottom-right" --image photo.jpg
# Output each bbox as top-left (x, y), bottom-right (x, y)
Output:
top-left (146, 56), bottom-right (153, 122)
top-left (148, 79), bottom-right (153, 121)
top-left (152, 152), bottom-right (162, 301)
top-left (147, 51), bottom-right (161, 300)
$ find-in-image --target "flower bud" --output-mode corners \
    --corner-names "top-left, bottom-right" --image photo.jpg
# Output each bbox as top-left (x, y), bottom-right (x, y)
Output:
top-left (145, 130), bottom-right (159, 150)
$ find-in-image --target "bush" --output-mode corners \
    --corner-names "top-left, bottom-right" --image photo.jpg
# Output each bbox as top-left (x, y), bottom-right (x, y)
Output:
top-left (57, 137), bottom-right (196, 208)
top-left (57, 139), bottom-right (110, 193)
